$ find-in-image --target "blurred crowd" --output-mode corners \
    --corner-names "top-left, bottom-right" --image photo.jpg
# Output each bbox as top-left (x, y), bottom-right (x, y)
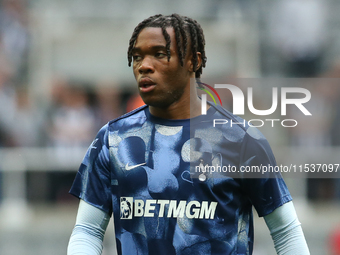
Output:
top-left (0, 75), bottom-right (146, 148)
top-left (0, 0), bottom-right (29, 147)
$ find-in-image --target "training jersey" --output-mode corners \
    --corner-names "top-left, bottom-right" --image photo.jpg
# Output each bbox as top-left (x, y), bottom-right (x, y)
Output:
top-left (70, 104), bottom-right (292, 255)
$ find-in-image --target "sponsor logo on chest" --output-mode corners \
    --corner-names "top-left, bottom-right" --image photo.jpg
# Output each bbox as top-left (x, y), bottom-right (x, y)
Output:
top-left (120, 197), bottom-right (218, 220)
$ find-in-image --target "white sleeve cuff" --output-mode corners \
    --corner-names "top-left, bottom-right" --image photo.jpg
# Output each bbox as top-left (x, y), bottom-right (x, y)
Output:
top-left (264, 201), bottom-right (310, 255)
top-left (67, 200), bottom-right (110, 255)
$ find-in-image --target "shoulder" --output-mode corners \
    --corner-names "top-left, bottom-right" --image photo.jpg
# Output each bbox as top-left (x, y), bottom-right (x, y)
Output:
top-left (107, 105), bottom-right (148, 129)
top-left (208, 104), bottom-right (275, 164)
top-left (210, 104), bottom-right (267, 143)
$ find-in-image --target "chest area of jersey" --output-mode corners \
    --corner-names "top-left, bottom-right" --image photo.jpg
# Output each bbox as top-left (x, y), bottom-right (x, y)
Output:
top-left (110, 124), bottom-right (192, 193)
top-left (109, 122), bottom-right (237, 196)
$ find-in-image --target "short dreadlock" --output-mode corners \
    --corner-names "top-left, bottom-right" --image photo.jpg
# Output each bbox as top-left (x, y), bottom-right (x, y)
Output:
top-left (127, 14), bottom-right (207, 81)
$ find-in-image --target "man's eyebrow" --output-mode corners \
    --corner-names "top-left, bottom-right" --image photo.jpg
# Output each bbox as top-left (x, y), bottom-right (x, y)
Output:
top-left (132, 45), bottom-right (167, 53)
top-left (151, 45), bottom-right (167, 51)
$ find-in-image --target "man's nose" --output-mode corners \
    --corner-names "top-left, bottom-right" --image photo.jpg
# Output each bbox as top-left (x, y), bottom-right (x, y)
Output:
top-left (138, 57), bottom-right (155, 74)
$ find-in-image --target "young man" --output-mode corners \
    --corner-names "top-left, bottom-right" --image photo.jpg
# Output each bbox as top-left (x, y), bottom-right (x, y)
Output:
top-left (68, 14), bottom-right (310, 255)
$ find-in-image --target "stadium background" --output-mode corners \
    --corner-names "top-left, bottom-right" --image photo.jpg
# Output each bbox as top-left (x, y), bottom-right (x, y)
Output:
top-left (0, 0), bottom-right (340, 254)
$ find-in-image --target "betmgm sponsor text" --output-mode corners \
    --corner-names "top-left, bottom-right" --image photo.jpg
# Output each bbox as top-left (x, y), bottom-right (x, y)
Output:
top-left (120, 197), bottom-right (217, 220)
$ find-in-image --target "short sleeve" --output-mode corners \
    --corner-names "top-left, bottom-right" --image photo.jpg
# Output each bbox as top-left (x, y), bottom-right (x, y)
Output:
top-left (239, 128), bottom-right (292, 217)
top-left (70, 124), bottom-right (112, 215)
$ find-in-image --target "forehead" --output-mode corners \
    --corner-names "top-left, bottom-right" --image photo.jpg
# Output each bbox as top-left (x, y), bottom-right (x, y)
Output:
top-left (134, 27), bottom-right (175, 48)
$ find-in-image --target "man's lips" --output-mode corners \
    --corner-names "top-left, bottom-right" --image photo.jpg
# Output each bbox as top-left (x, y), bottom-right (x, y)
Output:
top-left (139, 77), bottom-right (156, 93)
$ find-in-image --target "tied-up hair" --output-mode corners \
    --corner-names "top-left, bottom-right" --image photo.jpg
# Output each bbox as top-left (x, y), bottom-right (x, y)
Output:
top-left (127, 13), bottom-right (207, 81)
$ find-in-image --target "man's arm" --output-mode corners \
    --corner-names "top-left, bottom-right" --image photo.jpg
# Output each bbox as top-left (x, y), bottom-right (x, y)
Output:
top-left (264, 201), bottom-right (310, 255)
top-left (67, 199), bottom-right (111, 255)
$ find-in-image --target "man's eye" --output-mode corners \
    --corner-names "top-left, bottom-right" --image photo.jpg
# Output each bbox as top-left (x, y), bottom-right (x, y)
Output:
top-left (133, 55), bottom-right (142, 61)
top-left (155, 52), bottom-right (166, 58)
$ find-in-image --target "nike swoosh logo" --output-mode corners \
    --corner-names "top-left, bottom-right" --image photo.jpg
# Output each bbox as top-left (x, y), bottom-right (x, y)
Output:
top-left (125, 162), bottom-right (146, 170)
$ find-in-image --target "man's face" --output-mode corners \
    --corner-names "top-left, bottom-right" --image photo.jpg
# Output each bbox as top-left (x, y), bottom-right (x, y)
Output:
top-left (132, 27), bottom-right (193, 109)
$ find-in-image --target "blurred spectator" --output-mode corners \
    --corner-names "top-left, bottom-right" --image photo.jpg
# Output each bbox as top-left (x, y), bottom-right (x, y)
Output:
top-left (126, 92), bottom-right (145, 113)
top-left (9, 87), bottom-right (43, 146)
top-left (94, 81), bottom-right (123, 128)
top-left (321, 63), bottom-right (340, 147)
top-left (321, 63), bottom-right (340, 201)
top-left (329, 226), bottom-right (340, 255)
top-left (0, 0), bottom-right (29, 80)
top-left (0, 0), bottom-right (30, 147)
top-left (43, 80), bottom-right (97, 203)
top-left (46, 81), bottom-right (96, 148)
top-left (285, 82), bottom-right (336, 201)
top-left (287, 83), bottom-right (332, 147)
top-left (0, 53), bottom-right (15, 147)
top-left (270, 0), bottom-right (328, 77)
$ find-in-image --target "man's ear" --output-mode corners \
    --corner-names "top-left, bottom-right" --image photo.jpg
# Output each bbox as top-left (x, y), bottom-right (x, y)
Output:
top-left (187, 57), bottom-right (194, 72)
top-left (188, 52), bottom-right (202, 72)
top-left (196, 52), bottom-right (202, 71)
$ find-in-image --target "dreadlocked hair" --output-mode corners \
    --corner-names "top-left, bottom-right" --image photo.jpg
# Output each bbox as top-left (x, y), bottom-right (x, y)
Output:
top-left (127, 14), bottom-right (207, 80)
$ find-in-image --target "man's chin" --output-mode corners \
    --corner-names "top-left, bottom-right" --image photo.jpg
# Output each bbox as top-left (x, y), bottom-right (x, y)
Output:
top-left (141, 98), bottom-right (170, 109)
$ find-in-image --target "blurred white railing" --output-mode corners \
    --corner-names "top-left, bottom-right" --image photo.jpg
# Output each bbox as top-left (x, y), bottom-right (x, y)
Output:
top-left (0, 147), bottom-right (86, 172)
top-left (0, 147), bottom-right (86, 229)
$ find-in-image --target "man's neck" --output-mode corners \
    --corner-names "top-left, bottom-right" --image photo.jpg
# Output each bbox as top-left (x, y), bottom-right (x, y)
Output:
top-left (149, 97), bottom-right (203, 120)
